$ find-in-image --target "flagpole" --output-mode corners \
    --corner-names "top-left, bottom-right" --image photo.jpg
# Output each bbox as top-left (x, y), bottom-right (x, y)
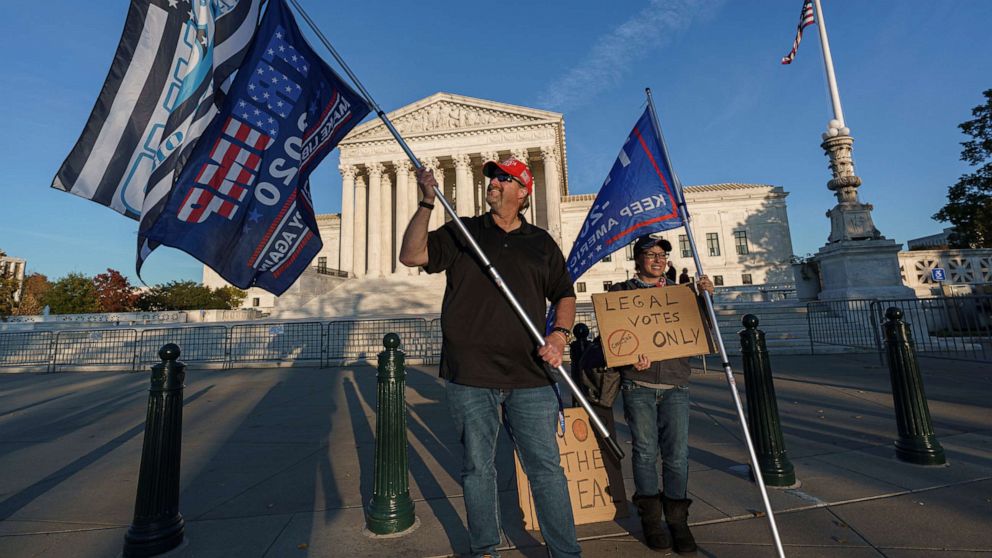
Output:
top-left (812, 0), bottom-right (845, 126)
top-left (286, 0), bottom-right (624, 463)
top-left (645, 88), bottom-right (787, 558)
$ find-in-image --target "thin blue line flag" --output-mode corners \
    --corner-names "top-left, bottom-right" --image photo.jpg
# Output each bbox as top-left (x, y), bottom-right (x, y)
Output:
top-left (138, 0), bottom-right (370, 295)
top-left (565, 107), bottom-right (684, 283)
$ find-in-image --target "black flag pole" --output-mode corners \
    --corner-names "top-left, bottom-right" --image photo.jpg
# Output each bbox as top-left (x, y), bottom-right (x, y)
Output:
top-left (645, 88), bottom-right (786, 557)
top-left (286, 0), bottom-right (625, 462)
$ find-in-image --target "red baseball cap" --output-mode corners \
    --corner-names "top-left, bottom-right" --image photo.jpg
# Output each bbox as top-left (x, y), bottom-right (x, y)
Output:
top-left (482, 156), bottom-right (534, 194)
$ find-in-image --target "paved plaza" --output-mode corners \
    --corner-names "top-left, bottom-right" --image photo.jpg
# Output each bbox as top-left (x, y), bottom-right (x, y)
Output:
top-left (0, 353), bottom-right (989, 557)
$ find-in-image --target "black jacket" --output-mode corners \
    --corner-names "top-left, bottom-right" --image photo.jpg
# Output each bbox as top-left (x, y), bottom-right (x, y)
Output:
top-left (608, 279), bottom-right (692, 387)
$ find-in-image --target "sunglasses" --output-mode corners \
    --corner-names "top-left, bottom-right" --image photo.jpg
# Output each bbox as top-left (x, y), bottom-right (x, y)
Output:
top-left (493, 173), bottom-right (517, 184)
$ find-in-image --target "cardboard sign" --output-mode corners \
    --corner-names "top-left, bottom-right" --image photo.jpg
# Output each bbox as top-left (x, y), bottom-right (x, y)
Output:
top-left (591, 284), bottom-right (715, 368)
top-left (515, 407), bottom-right (627, 530)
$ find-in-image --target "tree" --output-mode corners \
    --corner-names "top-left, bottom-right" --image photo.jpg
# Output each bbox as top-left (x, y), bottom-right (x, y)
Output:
top-left (40, 273), bottom-right (101, 314)
top-left (933, 89), bottom-right (992, 248)
top-left (214, 286), bottom-right (248, 309)
top-left (136, 280), bottom-right (246, 311)
top-left (16, 273), bottom-right (51, 315)
top-left (0, 275), bottom-right (19, 317)
top-left (92, 268), bottom-right (138, 312)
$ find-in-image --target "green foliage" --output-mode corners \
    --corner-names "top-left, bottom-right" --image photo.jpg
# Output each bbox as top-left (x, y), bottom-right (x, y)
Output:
top-left (214, 285), bottom-right (248, 309)
top-left (40, 273), bottom-right (101, 314)
top-left (933, 89), bottom-right (992, 248)
top-left (136, 280), bottom-right (246, 311)
top-left (16, 273), bottom-right (51, 315)
top-left (0, 275), bottom-right (19, 317)
top-left (93, 268), bottom-right (138, 312)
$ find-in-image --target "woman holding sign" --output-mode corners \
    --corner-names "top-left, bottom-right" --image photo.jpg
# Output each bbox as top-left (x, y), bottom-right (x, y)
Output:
top-left (609, 235), bottom-right (713, 554)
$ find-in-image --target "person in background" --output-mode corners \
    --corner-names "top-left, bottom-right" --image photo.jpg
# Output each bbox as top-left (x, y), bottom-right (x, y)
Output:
top-left (665, 261), bottom-right (677, 284)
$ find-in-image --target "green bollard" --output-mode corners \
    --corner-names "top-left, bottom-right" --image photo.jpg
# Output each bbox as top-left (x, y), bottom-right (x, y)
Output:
top-left (882, 307), bottom-right (946, 466)
top-left (569, 323), bottom-right (593, 367)
top-left (740, 315), bottom-right (796, 487)
top-left (365, 333), bottom-right (417, 535)
top-left (123, 344), bottom-right (186, 557)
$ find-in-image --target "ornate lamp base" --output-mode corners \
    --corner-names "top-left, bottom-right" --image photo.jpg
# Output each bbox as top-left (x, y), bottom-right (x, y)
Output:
top-left (816, 239), bottom-right (915, 301)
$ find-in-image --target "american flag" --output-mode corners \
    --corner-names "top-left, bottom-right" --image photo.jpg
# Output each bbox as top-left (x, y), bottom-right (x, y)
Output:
top-left (781, 0), bottom-right (816, 65)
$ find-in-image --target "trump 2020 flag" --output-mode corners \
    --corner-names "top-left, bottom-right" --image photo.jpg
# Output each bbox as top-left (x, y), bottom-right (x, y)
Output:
top-left (565, 107), bottom-right (683, 282)
top-left (138, 0), bottom-right (370, 294)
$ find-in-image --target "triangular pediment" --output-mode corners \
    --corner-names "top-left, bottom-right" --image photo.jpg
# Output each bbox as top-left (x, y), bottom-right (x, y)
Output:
top-left (341, 92), bottom-right (562, 143)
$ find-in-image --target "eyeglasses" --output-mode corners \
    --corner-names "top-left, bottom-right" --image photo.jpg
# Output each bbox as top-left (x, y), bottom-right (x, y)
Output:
top-left (493, 174), bottom-right (516, 184)
top-left (641, 252), bottom-right (669, 261)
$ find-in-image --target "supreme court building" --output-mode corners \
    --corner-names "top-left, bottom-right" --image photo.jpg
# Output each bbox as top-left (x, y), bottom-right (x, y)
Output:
top-left (205, 92), bottom-right (795, 312)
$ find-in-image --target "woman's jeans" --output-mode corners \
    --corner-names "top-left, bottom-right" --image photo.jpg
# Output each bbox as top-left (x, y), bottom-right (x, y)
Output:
top-left (621, 380), bottom-right (690, 499)
top-left (446, 381), bottom-right (581, 558)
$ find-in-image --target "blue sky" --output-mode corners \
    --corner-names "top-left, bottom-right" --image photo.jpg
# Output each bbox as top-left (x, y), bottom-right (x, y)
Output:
top-left (1, 0), bottom-right (990, 285)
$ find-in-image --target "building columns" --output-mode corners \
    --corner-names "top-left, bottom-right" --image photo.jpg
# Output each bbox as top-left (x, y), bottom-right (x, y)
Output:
top-left (541, 145), bottom-right (563, 245)
top-left (353, 174), bottom-right (368, 279)
top-left (394, 160), bottom-right (413, 275)
top-left (453, 153), bottom-right (473, 217)
top-left (339, 165), bottom-right (356, 276)
top-left (367, 162), bottom-right (384, 278)
top-left (380, 171), bottom-right (394, 274)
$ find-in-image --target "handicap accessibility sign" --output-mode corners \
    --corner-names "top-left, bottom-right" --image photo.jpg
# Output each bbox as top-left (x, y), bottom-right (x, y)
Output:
top-left (931, 268), bottom-right (946, 282)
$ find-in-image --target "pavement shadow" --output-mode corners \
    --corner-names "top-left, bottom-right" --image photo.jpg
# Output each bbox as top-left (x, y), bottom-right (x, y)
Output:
top-left (177, 366), bottom-right (339, 554)
top-left (0, 385), bottom-right (213, 521)
top-left (0, 376), bottom-right (147, 459)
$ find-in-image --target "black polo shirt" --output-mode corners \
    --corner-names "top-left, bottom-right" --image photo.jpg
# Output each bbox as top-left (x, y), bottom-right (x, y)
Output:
top-left (425, 212), bottom-right (576, 388)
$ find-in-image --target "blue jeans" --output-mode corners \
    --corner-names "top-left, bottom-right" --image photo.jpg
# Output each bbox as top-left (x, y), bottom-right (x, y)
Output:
top-left (621, 379), bottom-right (690, 499)
top-left (447, 382), bottom-right (581, 558)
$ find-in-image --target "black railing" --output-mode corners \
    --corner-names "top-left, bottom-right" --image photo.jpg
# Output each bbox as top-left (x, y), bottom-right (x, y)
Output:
top-left (313, 265), bottom-right (349, 278)
top-left (808, 295), bottom-right (992, 362)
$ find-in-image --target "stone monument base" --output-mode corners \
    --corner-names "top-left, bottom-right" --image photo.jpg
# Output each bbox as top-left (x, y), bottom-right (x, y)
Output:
top-left (816, 239), bottom-right (915, 301)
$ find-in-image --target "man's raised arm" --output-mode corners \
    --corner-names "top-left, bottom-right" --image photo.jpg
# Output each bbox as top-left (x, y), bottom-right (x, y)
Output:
top-left (398, 168), bottom-right (437, 268)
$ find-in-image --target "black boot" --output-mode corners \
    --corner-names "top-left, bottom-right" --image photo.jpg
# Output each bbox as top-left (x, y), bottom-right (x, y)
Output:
top-left (662, 495), bottom-right (697, 554)
top-left (632, 492), bottom-right (671, 551)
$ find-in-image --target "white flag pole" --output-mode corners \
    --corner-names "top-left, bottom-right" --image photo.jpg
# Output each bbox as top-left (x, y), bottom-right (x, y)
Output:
top-left (645, 88), bottom-right (787, 558)
top-left (812, 0), bottom-right (845, 126)
top-left (285, 0), bottom-right (625, 462)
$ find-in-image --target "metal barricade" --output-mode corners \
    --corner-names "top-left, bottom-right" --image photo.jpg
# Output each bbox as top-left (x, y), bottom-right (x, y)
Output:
top-left (228, 322), bottom-right (324, 365)
top-left (0, 331), bottom-right (55, 368)
top-left (806, 299), bottom-right (883, 356)
top-left (326, 318), bottom-right (431, 364)
top-left (871, 296), bottom-right (991, 362)
top-left (52, 329), bottom-right (139, 372)
top-left (138, 326), bottom-right (229, 365)
top-left (427, 318), bottom-right (442, 364)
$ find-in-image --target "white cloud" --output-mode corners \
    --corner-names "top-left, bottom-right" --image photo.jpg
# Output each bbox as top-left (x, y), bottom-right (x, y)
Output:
top-left (536, 0), bottom-right (721, 111)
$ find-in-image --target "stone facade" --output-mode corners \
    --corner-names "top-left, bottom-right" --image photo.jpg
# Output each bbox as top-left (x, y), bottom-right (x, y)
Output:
top-left (336, 92), bottom-right (569, 278)
top-left (205, 93), bottom-right (795, 310)
top-left (0, 253), bottom-right (26, 303)
top-left (898, 248), bottom-right (992, 297)
top-left (561, 184), bottom-right (794, 302)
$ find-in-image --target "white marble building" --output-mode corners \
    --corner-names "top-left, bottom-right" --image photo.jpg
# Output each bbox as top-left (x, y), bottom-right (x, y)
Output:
top-left (0, 252), bottom-right (26, 304)
top-left (205, 93), bottom-right (795, 311)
